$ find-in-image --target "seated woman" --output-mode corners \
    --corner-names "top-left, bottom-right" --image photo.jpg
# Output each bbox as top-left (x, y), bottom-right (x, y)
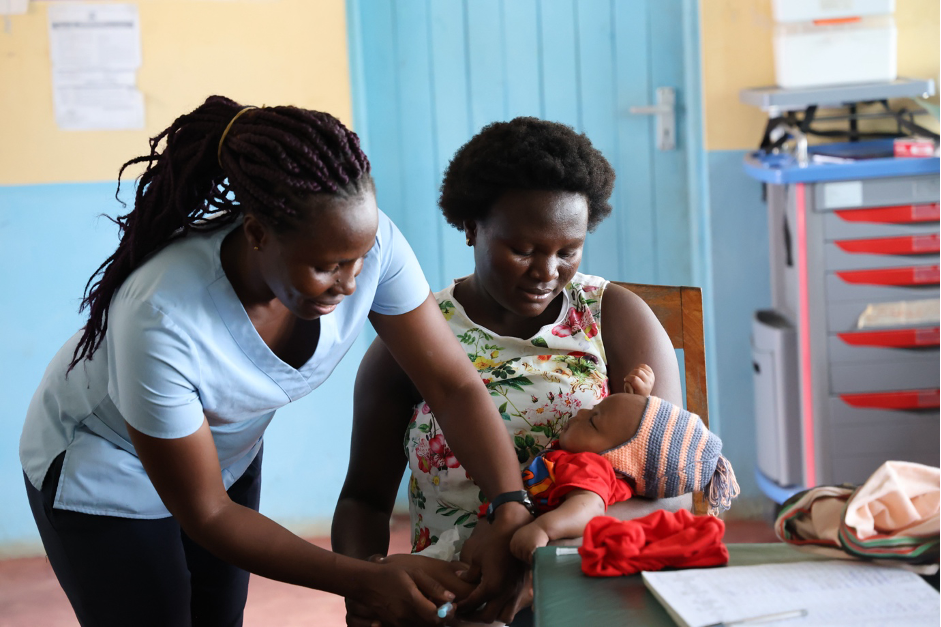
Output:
top-left (332, 117), bottom-right (684, 625)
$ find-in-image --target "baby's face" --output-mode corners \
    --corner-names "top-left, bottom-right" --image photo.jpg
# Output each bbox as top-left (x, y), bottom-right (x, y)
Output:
top-left (558, 393), bottom-right (647, 454)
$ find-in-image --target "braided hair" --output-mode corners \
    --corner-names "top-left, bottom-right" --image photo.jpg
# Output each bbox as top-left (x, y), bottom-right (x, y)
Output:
top-left (68, 95), bottom-right (372, 372)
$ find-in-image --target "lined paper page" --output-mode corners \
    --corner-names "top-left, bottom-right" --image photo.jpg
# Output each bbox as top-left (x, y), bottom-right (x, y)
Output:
top-left (642, 560), bottom-right (939, 627)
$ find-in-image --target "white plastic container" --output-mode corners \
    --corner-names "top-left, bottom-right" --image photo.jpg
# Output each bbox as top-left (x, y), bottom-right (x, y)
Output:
top-left (772, 0), bottom-right (895, 23)
top-left (773, 15), bottom-right (897, 88)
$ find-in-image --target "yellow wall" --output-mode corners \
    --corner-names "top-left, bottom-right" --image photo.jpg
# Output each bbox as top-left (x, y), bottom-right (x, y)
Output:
top-left (701, 0), bottom-right (941, 151)
top-left (0, 0), bottom-right (352, 185)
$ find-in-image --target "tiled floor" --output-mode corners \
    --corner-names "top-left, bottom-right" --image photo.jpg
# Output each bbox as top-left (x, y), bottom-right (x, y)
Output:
top-left (0, 516), bottom-right (777, 627)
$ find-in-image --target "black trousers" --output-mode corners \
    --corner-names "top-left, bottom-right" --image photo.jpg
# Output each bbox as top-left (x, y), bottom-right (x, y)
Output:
top-left (24, 448), bottom-right (262, 627)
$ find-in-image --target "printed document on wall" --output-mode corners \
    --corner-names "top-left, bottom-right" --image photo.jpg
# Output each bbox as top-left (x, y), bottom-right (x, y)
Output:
top-left (48, 3), bottom-right (144, 130)
top-left (1, 0), bottom-right (29, 16)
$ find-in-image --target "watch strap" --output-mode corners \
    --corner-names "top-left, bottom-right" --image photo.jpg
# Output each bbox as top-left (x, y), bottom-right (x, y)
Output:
top-left (485, 490), bottom-right (536, 523)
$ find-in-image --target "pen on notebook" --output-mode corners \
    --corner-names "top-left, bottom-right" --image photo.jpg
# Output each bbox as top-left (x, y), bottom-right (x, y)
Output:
top-left (702, 608), bottom-right (808, 627)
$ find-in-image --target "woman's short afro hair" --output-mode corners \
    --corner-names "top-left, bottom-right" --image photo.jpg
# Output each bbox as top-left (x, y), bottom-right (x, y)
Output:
top-left (439, 117), bottom-right (615, 232)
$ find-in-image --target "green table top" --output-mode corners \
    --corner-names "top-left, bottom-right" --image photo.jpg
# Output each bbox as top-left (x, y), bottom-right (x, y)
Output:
top-left (532, 543), bottom-right (939, 627)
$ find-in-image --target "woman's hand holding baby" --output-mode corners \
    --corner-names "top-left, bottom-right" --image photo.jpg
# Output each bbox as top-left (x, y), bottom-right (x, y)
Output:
top-left (455, 507), bottom-right (531, 624)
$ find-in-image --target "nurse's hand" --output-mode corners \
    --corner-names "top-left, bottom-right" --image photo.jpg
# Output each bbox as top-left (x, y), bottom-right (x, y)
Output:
top-left (350, 554), bottom-right (473, 627)
top-left (456, 505), bottom-right (531, 624)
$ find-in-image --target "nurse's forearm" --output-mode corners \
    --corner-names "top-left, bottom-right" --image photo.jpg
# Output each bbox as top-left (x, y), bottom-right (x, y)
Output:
top-left (431, 380), bottom-right (526, 500)
top-left (191, 499), bottom-right (380, 597)
top-left (370, 299), bottom-right (529, 524)
top-left (129, 421), bottom-right (381, 598)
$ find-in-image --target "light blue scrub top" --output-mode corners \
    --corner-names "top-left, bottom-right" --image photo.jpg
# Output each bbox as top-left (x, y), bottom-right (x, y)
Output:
top-left (20, 210), bottom-right (429, 518)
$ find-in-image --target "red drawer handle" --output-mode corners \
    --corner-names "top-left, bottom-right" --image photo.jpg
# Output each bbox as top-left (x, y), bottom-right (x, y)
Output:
top-left (836, 265), bottom-right (940, 286)
top-left (813, 17), bottom-right (861, 25)
top-left (835, 234), bottom-right (940, 255)
top-left (835, 203), bottom-right (940, 224)
top-left (841, 389), bottom-right (940, 410)
top-left (838, 327), bottom-right (940, 347)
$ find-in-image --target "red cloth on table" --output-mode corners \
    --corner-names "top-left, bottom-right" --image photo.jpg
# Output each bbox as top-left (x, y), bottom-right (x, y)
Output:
top-left (578, 509), bottom-right (728, 577)
top-left (525, 450), bottom-right (634, 513)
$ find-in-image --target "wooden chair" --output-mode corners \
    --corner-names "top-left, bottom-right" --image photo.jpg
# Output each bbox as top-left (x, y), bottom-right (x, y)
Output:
top-left (614, 282), bottom-right (710, 516)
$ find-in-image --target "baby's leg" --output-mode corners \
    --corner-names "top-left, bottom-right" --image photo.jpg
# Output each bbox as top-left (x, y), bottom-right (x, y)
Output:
top-left (623, 364), bottom-right (655, 396)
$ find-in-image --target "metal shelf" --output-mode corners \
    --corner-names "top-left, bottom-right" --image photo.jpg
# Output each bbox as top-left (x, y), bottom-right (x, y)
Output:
top-left (743, 140), bottom-right (941, 184)
top-left (740, 78), bottom-right (936, 113)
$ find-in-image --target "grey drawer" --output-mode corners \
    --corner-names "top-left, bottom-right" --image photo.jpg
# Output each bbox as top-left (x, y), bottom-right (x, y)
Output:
top-left (823, 243), bottom-right (938, 271)
top-left (825, 268), bottom-right (939, 303)
top-left (826, 299), bottom-right (941, 332)
top-left (824, 212), bottom-right (939, 240)
top-left (829, 393), bottom-right (940, 427)
top-left (827, 329), bottom-right (939, 362)
top-left (812, 176), bottom-right (940, 211)
top-left (823, 202), bottom-right (941, 241)
top-left (830, 450), bottom-right (941, 486)
top-left (831, 418), bottom-right (940, 456)
top-left (825, 300), bottom-right (937, 332)
top-left (823, 213), bottom-right (938, 242)
top-left (829, 354), bottom-right (940, 393)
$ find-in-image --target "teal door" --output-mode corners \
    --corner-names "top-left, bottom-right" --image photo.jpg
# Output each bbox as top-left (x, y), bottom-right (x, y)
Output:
top-left (347, 0), bottom-right (703, 291)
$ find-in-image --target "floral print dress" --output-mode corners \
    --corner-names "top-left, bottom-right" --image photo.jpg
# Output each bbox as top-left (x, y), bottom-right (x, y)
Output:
top-left (404, 272), bottom-right (610, 554)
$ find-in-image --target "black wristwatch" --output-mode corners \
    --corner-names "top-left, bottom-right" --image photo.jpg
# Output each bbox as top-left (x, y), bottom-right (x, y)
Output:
top-left (485, 490), bottom-right (537, 523)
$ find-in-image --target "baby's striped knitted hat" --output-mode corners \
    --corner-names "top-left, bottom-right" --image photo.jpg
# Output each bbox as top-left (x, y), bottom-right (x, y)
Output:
top-left (601, 396), bottom-right (739, 515)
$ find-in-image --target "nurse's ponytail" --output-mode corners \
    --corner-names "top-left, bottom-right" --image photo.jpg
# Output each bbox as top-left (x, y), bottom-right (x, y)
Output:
top-left (68, 95), bottom-right (371, 373)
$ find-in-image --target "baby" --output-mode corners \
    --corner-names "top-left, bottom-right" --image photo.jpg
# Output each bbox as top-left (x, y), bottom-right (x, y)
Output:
top-left (509, 364), bottom-right (739, 563)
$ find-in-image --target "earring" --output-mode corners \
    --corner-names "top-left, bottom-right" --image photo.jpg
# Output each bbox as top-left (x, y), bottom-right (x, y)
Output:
top-left (253, 246), bottom-right (259, 251)
top-left (466, 236), bottom-right (472, 246)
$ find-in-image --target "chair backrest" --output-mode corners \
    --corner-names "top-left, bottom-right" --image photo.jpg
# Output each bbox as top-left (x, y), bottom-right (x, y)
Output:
top-left (613, 282), bottom-right (710, 516)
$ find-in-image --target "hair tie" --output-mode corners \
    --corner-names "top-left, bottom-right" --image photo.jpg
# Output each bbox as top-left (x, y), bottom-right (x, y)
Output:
top-left (217, 106), bottom-right (258, 167)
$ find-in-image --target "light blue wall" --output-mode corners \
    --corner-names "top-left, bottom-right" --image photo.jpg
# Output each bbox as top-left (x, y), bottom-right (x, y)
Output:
top-left (0, 182), bottom-right (366, 548)
top-left (705, 150), bottom-right (772, 499)
top-left (1, 183), bottom-right (118, 546)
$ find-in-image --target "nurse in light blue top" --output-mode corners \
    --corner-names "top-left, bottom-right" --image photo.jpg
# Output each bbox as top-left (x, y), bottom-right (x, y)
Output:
top-left (19, 96), bottom-right (534, 627)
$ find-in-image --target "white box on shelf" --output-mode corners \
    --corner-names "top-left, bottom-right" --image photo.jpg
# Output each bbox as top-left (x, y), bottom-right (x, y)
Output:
top-left (774, 15), bottom-right (897, 88)
top-left (772, 0), bottom-right (894, 23)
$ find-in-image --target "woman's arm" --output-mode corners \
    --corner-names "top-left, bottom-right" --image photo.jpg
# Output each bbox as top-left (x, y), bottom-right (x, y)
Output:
top-left (368, 294), bottom-right (532, 623)
top-left (369, 295), bottom-right (530, 502)
top-left (127, 420), bottom-right (459, 627)
top-left (601, 284), bottom-right (683, 406)
top-left (332, 337), bottom-right (420, 560)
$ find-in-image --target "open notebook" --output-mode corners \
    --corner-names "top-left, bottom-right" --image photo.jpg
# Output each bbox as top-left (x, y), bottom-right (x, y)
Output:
top-left (642, 560), bottom-right (939, 627)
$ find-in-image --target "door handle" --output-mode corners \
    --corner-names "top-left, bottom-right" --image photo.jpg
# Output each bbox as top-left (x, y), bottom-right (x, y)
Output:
top-left (629, 86), bottom-right (676, 151)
